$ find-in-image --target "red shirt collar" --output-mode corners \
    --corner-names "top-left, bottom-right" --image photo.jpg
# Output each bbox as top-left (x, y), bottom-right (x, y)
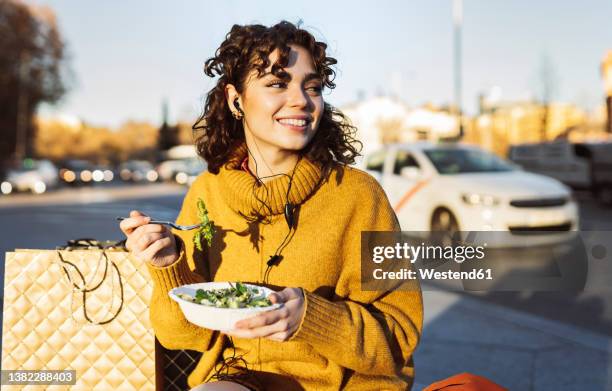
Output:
top-left (240, 157), bottom-right (257, 178)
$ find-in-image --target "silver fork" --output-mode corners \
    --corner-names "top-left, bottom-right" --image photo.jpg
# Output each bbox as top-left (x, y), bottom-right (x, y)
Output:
top-left (116, 217), bottom-right (201, 231)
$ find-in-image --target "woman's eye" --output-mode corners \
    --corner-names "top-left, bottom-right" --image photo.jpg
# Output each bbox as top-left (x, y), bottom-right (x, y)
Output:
top-left (306, 85), bottom-right (323, 94)
top-left (267, 81), bottom-right (286, 88)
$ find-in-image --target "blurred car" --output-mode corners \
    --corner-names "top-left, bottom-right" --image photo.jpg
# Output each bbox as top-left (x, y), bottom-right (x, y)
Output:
top-left (509, 141), bottom-right (612, 205)
top-left (119, 160), bottom-right (158, 182)
top-left (174, 158), bottom-right (207, 186)
top-left (59, 159), bottom-right (96, 186)
top-left (1, 159), bottom-right (59, 194)
top-left (362, 142), bottom-right (579, 247)
top-left (156, 159), bottom-right (189, 182)
top-left (90, 165), bottom-right (115, 183)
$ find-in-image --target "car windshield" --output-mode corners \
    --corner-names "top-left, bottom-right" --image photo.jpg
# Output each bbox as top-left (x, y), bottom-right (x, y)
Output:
top-left (424, 148), bottom-right (515, 174)
top-left (9, 161), bottom-right (40, 174)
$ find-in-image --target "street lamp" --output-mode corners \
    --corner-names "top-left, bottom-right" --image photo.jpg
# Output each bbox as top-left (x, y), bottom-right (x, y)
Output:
top-left (453, 0), bottom-right (464, 139)
top-left (602, 50), bottom-right (612, 134)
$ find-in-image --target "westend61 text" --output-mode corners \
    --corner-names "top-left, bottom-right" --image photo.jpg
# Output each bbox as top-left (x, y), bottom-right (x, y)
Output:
top-left (373, 268), bottom-right (493, 281)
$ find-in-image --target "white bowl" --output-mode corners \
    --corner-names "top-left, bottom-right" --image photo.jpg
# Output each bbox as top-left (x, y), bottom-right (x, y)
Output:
top-left (168, 282), bottom-right (281, 331)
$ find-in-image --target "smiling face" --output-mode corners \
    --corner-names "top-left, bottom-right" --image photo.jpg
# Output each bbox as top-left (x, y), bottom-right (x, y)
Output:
top-left (228, 45), bottom-right (324, 156)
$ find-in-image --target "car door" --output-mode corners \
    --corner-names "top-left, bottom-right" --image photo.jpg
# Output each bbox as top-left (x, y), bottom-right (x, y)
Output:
top-left (364, 148), bottom-right (388, 182)
top-left (382, 148), bottom-right (423, 210)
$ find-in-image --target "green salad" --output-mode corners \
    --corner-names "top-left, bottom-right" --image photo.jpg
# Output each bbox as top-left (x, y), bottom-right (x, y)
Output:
top-left (193, 197), bottom-right (215, 251)
top-left (177, 282), bottom-right (273, 308)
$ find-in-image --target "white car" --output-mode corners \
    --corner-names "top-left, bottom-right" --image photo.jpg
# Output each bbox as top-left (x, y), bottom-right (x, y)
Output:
top-left (156, 159), bottom-right (189, 182)
top-left (1, 159), bottom-right (59, 194)
top-left (362, 142), bottom-right (579, 247)
top-left (119, 160), bottom-right (158, 182)
top-left (174, 158), bottom-right (207, 187)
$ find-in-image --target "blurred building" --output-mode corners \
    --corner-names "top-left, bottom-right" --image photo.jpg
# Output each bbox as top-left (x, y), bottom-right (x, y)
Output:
top-left (341, 94), bottom-right (602, 160)
top-left (468, 99), bottom-right (587, 157)
top-left (341, 96), bottom-right (460, 156)
top-left (566, 103), bottom-right (612, 143)
top-left (602, 50), bottom-right (612, 133)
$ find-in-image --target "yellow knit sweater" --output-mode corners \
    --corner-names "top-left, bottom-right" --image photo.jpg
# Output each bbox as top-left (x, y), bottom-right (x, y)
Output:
top-left (146, 156), bottom-right (423, 390)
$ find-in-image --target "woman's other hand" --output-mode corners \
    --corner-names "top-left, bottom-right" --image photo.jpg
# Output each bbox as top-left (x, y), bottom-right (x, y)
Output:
top-left (119, 210), bottom-right (179, 268)
top-left (226, 288), bottom-right (306, 342)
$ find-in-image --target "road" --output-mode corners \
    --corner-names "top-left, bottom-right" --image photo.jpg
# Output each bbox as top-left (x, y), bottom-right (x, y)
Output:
top-left (0, 183), bottom-right (186, 289)
top-left (469, 191), bottom-right (612, 336)
top-left (0, 184), bottom-right (611, 338)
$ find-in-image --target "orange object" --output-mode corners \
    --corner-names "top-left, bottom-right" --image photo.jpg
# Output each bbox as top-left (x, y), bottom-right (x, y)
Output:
top-left (423, 372), bottom-right (508, 391)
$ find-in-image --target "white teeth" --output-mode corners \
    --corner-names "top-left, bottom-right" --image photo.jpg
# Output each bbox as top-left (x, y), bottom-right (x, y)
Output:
top-left (278, 118), bottom-right (307, 126)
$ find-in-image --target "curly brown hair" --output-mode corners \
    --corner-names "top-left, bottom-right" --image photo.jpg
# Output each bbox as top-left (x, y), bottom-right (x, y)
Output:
top-left (192, 21), bottom-right (362, 175)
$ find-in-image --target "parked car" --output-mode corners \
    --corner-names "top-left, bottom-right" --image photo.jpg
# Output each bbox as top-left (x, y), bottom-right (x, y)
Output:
top-left (156, 159), bottom-right (190, 182)
top-left (1, 159), bottom-right (59, 194)
top-left (174, 158), bottom-right (207, 186)
top-left (362, 142), bottom-right (579, 247)
top-left (59, 159), bottom-right (96, 186)
top-left (509, 141), bottom-right (612, 205)
top-left (91, 165), bottom-right (115, 183)
top-left (119, 160), bottom-right (158, 182)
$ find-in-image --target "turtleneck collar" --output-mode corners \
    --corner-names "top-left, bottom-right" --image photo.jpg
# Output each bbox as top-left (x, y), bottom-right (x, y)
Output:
top-left (217, 144), bottom-right (324, 218)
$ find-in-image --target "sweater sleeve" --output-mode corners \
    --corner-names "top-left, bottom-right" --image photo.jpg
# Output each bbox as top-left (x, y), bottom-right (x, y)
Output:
top-left (146, 176), bottom-right (217, 352)
top-left (290, 176), bottom-right (423, 377)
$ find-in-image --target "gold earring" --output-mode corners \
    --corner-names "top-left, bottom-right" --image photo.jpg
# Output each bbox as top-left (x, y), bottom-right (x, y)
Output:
top-left (232, 111), bottom-right (243, 120)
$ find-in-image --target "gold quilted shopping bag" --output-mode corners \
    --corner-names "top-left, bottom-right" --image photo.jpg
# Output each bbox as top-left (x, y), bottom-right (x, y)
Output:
top-left (1, 244), bottom-right (155, 390)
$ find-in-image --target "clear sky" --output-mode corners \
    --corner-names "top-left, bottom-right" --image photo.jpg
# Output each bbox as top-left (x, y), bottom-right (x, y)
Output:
top-left (33, 0), bottom-right (612, 128)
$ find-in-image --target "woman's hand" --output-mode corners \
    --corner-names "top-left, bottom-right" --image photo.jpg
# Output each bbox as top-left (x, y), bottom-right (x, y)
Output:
top-left (225, 288), bottom-right (306, 342)
top-left (119, 210), bottom-right (179, 268)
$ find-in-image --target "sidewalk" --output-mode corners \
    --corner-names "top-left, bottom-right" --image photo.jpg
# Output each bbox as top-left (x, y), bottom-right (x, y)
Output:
top-left (413, 289), bottom-right (612, 391)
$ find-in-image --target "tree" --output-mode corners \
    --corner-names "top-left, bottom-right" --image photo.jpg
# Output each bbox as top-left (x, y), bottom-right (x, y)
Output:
top-left (157, 99), bottom-right (179, 152)
top-left (35, 118), bottom-right (159, 164)
top-left (0, 0), bottom-right (70, 165)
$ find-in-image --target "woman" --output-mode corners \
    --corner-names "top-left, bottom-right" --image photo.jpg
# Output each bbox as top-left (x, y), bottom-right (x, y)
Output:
top-left (120, 21), bottom-right (423, 391)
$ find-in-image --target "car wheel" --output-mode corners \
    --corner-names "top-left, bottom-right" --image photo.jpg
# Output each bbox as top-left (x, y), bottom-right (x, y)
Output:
top-left (430, 208), bottom-right (460, 246)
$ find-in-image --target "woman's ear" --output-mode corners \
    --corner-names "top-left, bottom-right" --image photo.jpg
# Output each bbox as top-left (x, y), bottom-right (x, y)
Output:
top-left (225, 84), bottom-right (242, 114)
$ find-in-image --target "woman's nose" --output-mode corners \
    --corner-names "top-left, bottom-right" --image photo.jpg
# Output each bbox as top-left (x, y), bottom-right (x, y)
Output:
top-left (287, 86), bottom-right (310, 108)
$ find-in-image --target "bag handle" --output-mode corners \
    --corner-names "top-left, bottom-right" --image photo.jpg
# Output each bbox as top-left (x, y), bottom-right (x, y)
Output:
top-left (56, 240), bottom-right (125, 325)
top-left (57, 250), bottom-right (109, 293)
